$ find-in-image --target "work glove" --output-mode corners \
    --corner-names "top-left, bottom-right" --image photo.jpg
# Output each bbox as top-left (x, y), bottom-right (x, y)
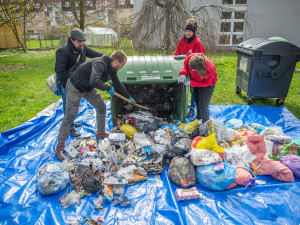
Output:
top-left (184, 80), bottom-right (190, 86)
top-left (107, 87), bottom-right (115, 95)
top-left (178, 75), bottom-right (186, 84)
top-left (129, 97), bottom-right (136, 104)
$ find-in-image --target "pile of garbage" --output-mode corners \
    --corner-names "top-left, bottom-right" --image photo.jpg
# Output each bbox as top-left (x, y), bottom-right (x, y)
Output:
top-left (36, 111), bottom-right (300, 223)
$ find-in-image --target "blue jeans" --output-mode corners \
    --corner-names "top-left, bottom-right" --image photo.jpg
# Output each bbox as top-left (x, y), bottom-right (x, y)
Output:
top-left (59, 83), bottom-right (75, 129)
top-left (190, 87), bottom-right (196, 109)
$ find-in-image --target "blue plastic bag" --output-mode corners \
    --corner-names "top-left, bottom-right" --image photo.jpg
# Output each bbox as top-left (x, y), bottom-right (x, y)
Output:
top-left (37, 161), bottom-right (69, 195)
top-left (196, 161), bottom-right (236, 191)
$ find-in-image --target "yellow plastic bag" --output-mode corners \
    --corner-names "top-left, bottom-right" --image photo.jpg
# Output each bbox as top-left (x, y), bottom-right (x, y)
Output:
top-left (195, 133), bottom-right (225, 153)
top-left (178, 119), bottom-right (199, 134)
top-left (120, 124), bottom-right (138, 139)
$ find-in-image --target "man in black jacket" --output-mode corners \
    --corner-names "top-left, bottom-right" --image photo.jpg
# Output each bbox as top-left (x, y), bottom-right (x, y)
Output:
top-left (55, 28), bottom-right (103, 137)
top-left (55, 51), bottom-right (136, 161)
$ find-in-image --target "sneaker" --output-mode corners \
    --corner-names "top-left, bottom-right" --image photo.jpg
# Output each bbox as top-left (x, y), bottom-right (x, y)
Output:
top-left (70, 127), bottom-right (80, 137)
top-left (187, 107), bottom-right (195, 118)
top-left (55, 147), bottom-right (65, 161)
top-left (74, 123), bottom-right (81, 127)
top-left (96, 131), bottom-right (109, 142)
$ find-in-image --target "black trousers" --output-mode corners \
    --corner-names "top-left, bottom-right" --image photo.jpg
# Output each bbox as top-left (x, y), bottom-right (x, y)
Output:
top-left (193, 84), bottom-right (215, 123)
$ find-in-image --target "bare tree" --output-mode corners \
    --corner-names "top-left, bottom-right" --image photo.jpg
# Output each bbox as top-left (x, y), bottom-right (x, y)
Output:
top-left (123, 0), bottom-right (253, 54)
top-left (51, 0), bottom-right (108, 31)
top-left (0, 0), bottom-right (43, 51)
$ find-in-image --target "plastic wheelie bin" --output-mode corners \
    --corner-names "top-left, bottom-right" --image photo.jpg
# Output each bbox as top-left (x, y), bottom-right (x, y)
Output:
top-left (235, 37), bottom-right (300, 105)
top-left (110, 55), bottom-right (188, 126)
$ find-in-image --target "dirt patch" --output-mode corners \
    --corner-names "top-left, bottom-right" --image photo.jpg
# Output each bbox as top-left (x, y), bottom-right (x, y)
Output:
top-left (0, 65), bottom-right (26, 71)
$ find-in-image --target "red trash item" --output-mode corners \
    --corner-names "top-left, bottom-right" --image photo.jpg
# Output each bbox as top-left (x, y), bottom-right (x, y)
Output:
top-left (192, 136), bottom-right (202, 149)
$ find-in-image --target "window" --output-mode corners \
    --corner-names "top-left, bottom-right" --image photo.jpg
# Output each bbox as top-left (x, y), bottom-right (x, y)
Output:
top-left (221, 12), bottom-right (232, 19)
top-left (221, 22), bottom-right (231, 32)
top-left (120, 9), bottom-right (126, 15)
top-left (26, 13), bottom-right (31, 18)
top-left (87, 10), bottom-right (94, 16)
top-left (66, 11), bottom-right (73, 16)
top-left (236, 0), bottom-right (247, 4)
top-left (88, 19), bottom-right (94, 24)
top-left (65, 2), bottom-right (70, 7)
top-left (87, 1), bottom-right (94, 6)
top-left (234, 22), bottom-right (244, 32)
top-left (235, 11), bottom-right (245, 19)
top-left (219, 9), bottom-right (246, 46)
top-left (35, 3), bottom-right (41, 8)
top-left (119, 0), bottom-right (125, 5)
top-left (38, 30), bottom-right (44, 34)
top-left (67, 21), bottom-right (73, 26)
top-left (37, 21), bottom-right (43, 26)
top-left (222, 0), bottom-right (247, 5)
top-left (26, 22), bottom-right (33, 27)
top-left (36, 12), bottom-right (41, 17)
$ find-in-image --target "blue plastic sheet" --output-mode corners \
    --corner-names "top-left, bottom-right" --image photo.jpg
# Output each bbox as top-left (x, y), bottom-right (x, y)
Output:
top-left (1, 100), bottom-right (300, 224)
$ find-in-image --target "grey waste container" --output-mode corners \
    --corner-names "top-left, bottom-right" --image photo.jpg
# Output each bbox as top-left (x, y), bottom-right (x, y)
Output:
top-left (235, 38), bottom-right (300, 105)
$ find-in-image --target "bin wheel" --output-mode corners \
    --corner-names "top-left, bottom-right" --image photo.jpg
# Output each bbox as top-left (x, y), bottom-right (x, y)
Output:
top-left (247, 96), bottom-right (252, 105)
top-left (236, 86), bottom-right (241, 94)
top-left (276, 98), bottom-right (285, 106)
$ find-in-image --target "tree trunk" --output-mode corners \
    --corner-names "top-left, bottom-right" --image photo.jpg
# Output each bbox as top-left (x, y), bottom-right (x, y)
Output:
top-left (11, 23), bottom-right (27, 52)
top-left (164, 1), bottom-right (172, 55)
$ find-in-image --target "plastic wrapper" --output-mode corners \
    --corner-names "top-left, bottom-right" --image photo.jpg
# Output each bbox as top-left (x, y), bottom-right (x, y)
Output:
top-left (265, 134), bottom-right (292, 145)
top-left (128, 171), bottom-right (148, 184)
top-left (133, 132), bottom-right (151, 149)
top-left (36, 161), bottom-right (69, 196)
top-left (178, 119), bottom-right (199, 134)
top-left (280, 155), bottom-right (300, 178)
top-left (98, 138), bottom-right (110, 151)
top-left (260, 126), bottom-right (284, 138)
top-left (195, 133), bottom-right (225, 153)
top-left (189, 119), bottom-right (213, 139)
top-left (93, 195), bottom-right (104, 210)
top-left (213, 123), bottom-right (242, 143)
top-left (153, 129), bottom-right (171, 146)
top-left (187, 148), bottom-right (223, 166)
top-left (112, 184), bottom-right (126, 195)
top-left (167, 157), bottom-right (196, 188)
top-left (282, 142), bottom-right (300, 156)
top-left (143, 154), bottom-right (165, 174)
top-left (164, 131), bottom-right (191, 161)
top-left (224, 119), bottom-right (243, 130)
top-left (123, 111), bottom-right (159, 132)
top-left (120, 124), bottom-right (139, 139)
top-left (151, 142), bottom-right (167, 155)
top-left (60, 190), bottom-right (82, 209)
top-left (102, 184), bottom-right (113, 202)
top-left (161, 124), bottom-right (181, 132)
top-left (196, 161), bottom-right (236, 191)
top-left (117, 165), bottom-right (137, 180)
top-left (249, 123), bottom-right (265, 133)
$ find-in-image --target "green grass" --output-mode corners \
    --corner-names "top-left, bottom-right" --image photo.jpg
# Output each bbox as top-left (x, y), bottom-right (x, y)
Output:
top-left (0, 49), bottom-right (299, 133)
top-left (26, 39), bottom-right (61, 49)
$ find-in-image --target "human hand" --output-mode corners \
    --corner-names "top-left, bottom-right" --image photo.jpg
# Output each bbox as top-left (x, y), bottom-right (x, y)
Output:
top-left (129, 97), bottom-right (136, 104)
top-left (184, 80), bottom-right (190, 86)
top-left (107, 87), bottom-right (115, 95)
top-left (178, 75), bottom-right (186, 84)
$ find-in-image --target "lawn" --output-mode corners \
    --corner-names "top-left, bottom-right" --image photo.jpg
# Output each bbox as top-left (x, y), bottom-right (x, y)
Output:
top-left (0, 48), bottom-right (299, 133)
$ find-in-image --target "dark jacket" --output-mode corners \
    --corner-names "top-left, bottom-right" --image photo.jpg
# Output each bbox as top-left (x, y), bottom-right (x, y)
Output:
top-left (55, 37), bottom-right (102, 87)
top-left (69, 55), bottom-right (131, 99)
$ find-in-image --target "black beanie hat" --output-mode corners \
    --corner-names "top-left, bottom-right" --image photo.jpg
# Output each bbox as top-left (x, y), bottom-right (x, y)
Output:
top-left (185, 24), bottom-right (197, 33)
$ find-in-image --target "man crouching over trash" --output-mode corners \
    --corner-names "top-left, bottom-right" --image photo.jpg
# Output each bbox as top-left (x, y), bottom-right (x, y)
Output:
top-left (55, 50), bottom-right (136, 161)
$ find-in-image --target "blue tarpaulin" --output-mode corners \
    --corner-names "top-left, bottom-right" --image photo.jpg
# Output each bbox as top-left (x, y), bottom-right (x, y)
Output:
top-left (1, 99), bottom-right (300, 225)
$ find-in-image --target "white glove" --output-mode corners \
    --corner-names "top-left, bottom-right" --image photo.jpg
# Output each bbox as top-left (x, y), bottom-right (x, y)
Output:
top-left (184, 80), bottom-right (190, 86)
top-left (178, 75), bottom-right (186, 84)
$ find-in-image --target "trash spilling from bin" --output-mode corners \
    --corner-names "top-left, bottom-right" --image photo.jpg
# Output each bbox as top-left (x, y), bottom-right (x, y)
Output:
top-left (36, 108), bottom-right (300, 224)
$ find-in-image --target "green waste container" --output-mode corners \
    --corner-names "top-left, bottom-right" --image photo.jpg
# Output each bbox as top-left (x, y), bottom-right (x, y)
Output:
top-left (111, 55), bottom-right (188, 126)
top-left (235, 38), bottom-right (300, 105)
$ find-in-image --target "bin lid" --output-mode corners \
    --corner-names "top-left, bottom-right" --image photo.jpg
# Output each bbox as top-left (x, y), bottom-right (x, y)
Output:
top-left (236, 38), bottom-right (300, 55)
top-left (117, 56), bottom-right (184, 83)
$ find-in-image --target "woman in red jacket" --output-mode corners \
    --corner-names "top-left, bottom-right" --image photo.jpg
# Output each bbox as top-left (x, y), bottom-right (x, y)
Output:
top-left (173, 19), bottom-right (205, 118)
top-left (178, 53), bottom-right (217, 123)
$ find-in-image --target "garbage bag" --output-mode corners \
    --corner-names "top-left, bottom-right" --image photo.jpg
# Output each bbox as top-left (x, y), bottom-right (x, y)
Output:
top-left (120, 124), bottom-right (139, 139)
top-left (187, 148), bottom-right (223, 166)
top-left (195, 133), bottom-right (225, 153)
top-left (72, 165), bottom-right (101, 194)
top-left (167, 157), bottom-right (196, 188)
top-left (178, 119), bottom-right (199, 134)
top-left (164, 131), bottom-right (191, 161)
top-left (280, 155), bottom-right (300, 178)
top-left (196, 161), bottom-right (236, 191)
top-left (123, 111), bottom-right (159, 132)
top-left (36, 161), bottom-right (69, 196)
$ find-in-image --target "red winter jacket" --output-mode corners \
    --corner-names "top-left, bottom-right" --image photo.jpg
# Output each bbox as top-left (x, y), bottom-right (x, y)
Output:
top-left (179, 53), bottom-right (217, 88)
top-left (173, 35), bottom-right (205, 56)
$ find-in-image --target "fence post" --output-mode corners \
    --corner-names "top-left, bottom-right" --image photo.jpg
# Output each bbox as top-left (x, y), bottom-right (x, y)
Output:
top-left (50, 34), bottom-right (53, 48)
top-left (38, 35), bottom-right (42, 49)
